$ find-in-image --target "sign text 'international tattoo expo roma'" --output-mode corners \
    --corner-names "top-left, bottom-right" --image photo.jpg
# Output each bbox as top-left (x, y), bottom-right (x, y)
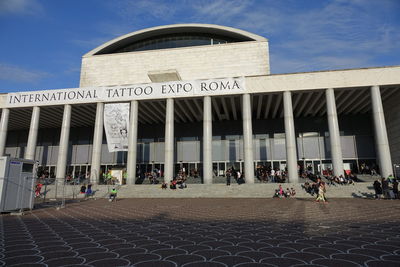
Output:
top-left (6, 77), bottom-right (245, 107)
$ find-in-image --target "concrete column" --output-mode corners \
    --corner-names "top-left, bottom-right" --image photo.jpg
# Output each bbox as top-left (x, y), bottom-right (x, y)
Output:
top-left (242, 93), bottom-right (254, 184)
top-left (25, 106), bottom-right (40, 160)
top-left (164, 98), bottom-right (174, 182)
top-left (127, 100), bottom-right (138, 185)
top-left (90, 102), bottom-right (104, 184)
top-left (283, 91), bottom-right (298, 183)
top-left (326, 88), bottom-right (344, 177)
top-left (56, 104), bottom-right (71, 185)
top-left (371, 85), bottom-right (393, 178)
top-left (203, 96), bottom-right (213, 184)
top-left (0, 108), bottom-right (10, 156)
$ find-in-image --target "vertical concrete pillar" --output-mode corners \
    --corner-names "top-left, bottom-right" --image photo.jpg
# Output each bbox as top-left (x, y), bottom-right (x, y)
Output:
top-left (371, 85), bottom-right (393, 178)
top-left (326, 88), bottom-right (344, 177)
top-left (56, 104), bottom-right (71, 185)
top-left (127, 100), bottom-right (138, 185)
top-left (25, 106), bottom-right (40, 160)
top-left (242, 94), bottom-right (255, 184)
top-left (283, 91), bottom-right (298, 183)
top-left (90, 102), bottom-right (104, 184)
top-left (203, 96), bottom-right (213, 184)
top-left (164, 98), bottom-right (174, 182)
top-left (0, 108), bottom-right (10, 156)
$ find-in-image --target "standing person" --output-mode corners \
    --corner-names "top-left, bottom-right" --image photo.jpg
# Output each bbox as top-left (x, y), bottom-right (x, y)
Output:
top-left (35, 182), bottom-right (43, 198)
top-left (381, 178), bottom-right (390, 199)
top-left (236, 170), bottom-right (241, 183)
top-left (226, 168), bottom-right (231, 186)
top-left (392, 179), bottom-right (398, 199)
top-left (315, 178), bottom-right (327, 203)
top-left (270, 168), bottom-right (275, 182)
top-left (231, 167), bottom-right (237, 182)
top-left (373, 179), bottom-right (382, 199)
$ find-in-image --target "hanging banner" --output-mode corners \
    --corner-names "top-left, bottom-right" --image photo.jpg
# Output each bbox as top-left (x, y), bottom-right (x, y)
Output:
top-left (104, 103), bottom-right (130, 152)
top-left (6, 77), bottom-right (246, 107)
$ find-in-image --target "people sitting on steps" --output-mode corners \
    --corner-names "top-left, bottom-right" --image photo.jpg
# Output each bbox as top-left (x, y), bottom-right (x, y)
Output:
top-left (273, 185), bottom-right (296, 198)
top-left (109, 187), bottom-right (117, 202)
top-left (80, 184), bottom-right (86, 195)
top-left (85, 184), bottom-right (93, 198)
top-left (161, 182), bottom-right (167, 189)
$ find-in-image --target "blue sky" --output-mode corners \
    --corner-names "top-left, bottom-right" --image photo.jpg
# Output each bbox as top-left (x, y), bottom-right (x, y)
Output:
top-left (0, 0), bottom-right (399, 93)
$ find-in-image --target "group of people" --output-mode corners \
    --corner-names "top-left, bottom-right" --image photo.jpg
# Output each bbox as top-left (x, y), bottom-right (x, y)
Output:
top-left (161, 170), bottom-right (188, 190)
top-left (302, 178), bottom-right (327, 202)
top-left (324, 174), bottom-right (356, 186)
top-left (146, 170), bottom-right (161, 184)
top-left (302, 178), bottom-right (328, 203)
top-left (273, 184), bottom-right (296, 198)
top-left (80, 184), bottom-right (93, 198)
top-left (373, 176), bottom-right (399, 199)
top-left (359, 162), bottom-right (378, 175)
top-left (225, 168), bottom-right (245, 185)
top-left (256, 165), bottom-right (287, 183)
top-left (81, 183), bottom-right (118, 201)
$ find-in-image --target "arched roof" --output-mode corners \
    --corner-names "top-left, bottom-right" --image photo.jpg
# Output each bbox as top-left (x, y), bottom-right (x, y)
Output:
top-left (84, 24), bottom-right (268, 57)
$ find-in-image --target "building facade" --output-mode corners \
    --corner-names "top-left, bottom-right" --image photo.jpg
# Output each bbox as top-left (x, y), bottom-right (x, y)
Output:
top-left (1, 24), bottom-right (400, 184)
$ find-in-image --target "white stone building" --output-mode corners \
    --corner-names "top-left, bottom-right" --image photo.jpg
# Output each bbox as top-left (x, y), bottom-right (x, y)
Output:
top-left (1, 24), bottom-right (400, 184)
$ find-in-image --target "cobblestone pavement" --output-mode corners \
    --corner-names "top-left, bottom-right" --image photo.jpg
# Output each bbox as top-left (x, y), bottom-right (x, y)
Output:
top-left (1, 198), bottom-right (400, 267)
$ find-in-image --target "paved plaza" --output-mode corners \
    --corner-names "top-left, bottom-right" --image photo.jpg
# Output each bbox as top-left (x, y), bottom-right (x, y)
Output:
top-left (1, 198), bottom-right (400, 267)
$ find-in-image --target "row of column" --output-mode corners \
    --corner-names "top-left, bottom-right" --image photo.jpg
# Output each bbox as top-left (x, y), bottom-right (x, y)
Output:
top-left (0, 86), bottom-right (394, 183)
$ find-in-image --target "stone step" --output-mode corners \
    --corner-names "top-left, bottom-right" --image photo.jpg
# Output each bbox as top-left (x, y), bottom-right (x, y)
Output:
top-left (40, 182), bottom-right (376, 199)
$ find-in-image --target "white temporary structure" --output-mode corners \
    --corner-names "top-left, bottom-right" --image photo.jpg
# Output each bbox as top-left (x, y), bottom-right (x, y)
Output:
top-left (0, 156), bottom-right (36, 212)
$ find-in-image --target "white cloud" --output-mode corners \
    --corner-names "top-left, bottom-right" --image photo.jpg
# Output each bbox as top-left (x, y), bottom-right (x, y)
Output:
top-left (113, 0), bottom-right (179, 22)
top-left (191, 0), bottom-right (250, 22)
top-left (82, 0), bottom-right (400, 73)
top-left (198, 0), bottom-right (400, 73)
top-left (0, 0), bottom-right (44, 16)
top-left (0, 63), bottom-right (49, 83)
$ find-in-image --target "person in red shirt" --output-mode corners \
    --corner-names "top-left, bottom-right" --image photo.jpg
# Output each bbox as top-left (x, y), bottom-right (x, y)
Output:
top-left (35, 182), bottom-right (43, 197)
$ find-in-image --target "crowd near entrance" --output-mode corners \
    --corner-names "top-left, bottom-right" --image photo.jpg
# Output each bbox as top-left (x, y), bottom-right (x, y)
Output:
top-left (34, 158), bottom-right (383, 185)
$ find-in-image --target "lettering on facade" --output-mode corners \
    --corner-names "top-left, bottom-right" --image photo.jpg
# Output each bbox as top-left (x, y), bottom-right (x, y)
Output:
top-left (200, 80), bottom-right (240, 91)
top-left (8, 89), bottom-right (98, 105)
top-left (6, 77), bottom-right (245, 107)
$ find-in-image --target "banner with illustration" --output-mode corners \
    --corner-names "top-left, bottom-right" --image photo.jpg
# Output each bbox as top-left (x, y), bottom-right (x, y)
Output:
top-left (104, 103), bottom-right (130, 152)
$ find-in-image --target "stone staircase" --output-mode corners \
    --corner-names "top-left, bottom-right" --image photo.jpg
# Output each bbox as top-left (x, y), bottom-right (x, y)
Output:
top-left (41, 182), bottom-right (376, 199)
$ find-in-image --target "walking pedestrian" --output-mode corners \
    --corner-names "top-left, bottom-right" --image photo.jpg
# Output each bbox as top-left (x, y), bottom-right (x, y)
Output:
top-left (315, 178), bottom-right (327, 203)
